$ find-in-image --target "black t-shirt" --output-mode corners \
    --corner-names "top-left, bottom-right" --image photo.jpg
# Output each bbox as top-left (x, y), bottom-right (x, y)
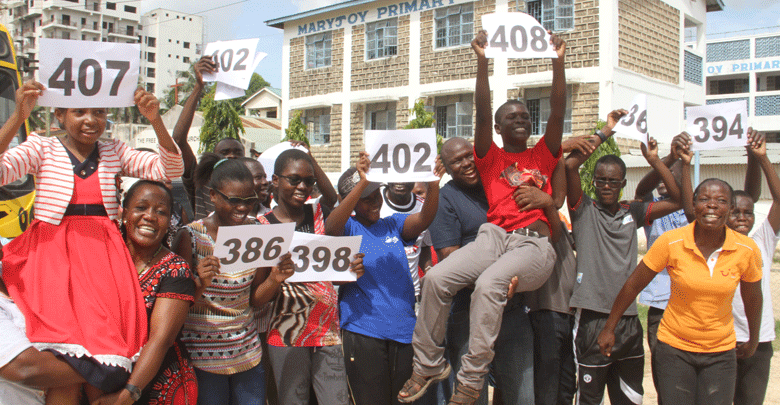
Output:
top-left (429, 181), bottom-right (489, 250)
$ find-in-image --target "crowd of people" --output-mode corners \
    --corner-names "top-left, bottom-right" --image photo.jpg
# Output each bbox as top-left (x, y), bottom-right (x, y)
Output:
top-left (0, 28), bottom-right (774, 405)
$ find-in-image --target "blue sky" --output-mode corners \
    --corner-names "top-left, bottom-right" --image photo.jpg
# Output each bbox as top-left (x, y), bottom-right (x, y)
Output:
top-left (140, 0), bottom-right (780, 89)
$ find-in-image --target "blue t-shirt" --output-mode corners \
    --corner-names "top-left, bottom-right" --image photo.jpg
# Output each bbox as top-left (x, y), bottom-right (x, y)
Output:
top-left (339, 214), bottom-right (416, 343)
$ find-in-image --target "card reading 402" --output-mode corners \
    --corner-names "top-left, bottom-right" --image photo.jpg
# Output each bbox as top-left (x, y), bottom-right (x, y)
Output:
top-left (37, 39), bottom-right (140, 108)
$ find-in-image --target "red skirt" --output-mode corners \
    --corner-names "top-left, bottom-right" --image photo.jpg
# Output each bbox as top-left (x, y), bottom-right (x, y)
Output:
top-left (1, 217), bottom-right (147, 378)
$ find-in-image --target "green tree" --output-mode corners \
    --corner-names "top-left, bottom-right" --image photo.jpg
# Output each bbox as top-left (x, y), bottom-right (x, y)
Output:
top-left (199, 88), bottom-right (245, 153)
top-left (232, 73), bottom-right (271, 109)
top-left (579, 120), bottom-right (622, 200)
top-left (283, 110), bottom-right (308, 146)
top-left (404, 98), bottom-right (443, 153)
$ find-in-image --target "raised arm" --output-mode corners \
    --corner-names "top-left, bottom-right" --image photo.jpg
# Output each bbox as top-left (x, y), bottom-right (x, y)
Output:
top-left (541, 32), bottom-right (567, 155)
top-left (401, 156), bottom-right (443, 241)
top-left (743, 128), bottom-right (765, 202)
top-left (173, 57), bottom-right (216, 193)
top-left (472, 30), bottom-right (492, 159)
top-left (642, 137), bottom-right (682, 221)
top-left (634, 149), bottom-right (679, 200)
top-left (675, 134), bottom-right (696, 223)
top-left (746, 128), bottom-right (780, 232)
top-left (565, 110), bottom-right (626, 208)
top-left (325, 152), bottom-right (372, 236)
top-left (0, 80), bottom-right (43, 154)
top-left (135, 88), bottom-right (178, 155)
top-left (289, 141), bottom-right (339, 210)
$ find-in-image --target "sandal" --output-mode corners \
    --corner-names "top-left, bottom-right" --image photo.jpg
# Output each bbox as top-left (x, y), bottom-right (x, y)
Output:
top-left (448, 384), bottom-right (480, 405)
top-left (397, 363), bottom-right (452, 403)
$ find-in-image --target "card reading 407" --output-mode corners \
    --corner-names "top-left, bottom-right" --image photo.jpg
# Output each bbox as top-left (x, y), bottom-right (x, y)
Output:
top-left (37, 39), bottom-right (140, 108)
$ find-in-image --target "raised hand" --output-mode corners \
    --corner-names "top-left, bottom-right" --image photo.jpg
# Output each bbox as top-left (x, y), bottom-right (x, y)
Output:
top-left (15, 80), bottom-right (44, 120)
top-left (134, 88), bottom-right (162, 122)
top-left (433, 154), bottom-right (446, 178)
top-left (746, 127), bottom-right (765, 157)
top-left (356, 151), bottom-right (371, 181)
top-left (641, 136), bottom-right (659, 162)
top-left (194, 55), bottom-right (217, 87)
top-left (562, 135), bottom-right (597, 155)
top-left (604, 109), bottom-right (629, 134)
top-left (471, 29), bottom-right (488, 59)
top-left (549, 31), bottom-right (566, 58)
top-left (672, 132), bottom-right (693, 164)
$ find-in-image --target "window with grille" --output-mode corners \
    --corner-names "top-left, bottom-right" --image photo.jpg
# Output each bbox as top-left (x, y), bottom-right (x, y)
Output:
top-left (526, 86), bottom-right (572, 136)
top-left (435, 98), bottom-right (472, 138)
top-left (305, 110), bottom-right (331, 144)
top-left (435, 4), bottom-right (473, 48)
top-left (755, 36), bottom-right (780, 58)
top-left (306, 32), bottom-right (332, 69)
top-left (366, 18), bottom-right (397, 60)
top-left (707, 40), bottom-right (750, 62)
top-left (755, 95), bottom-right (780, 117)
top-left (707, 77), bottom-right (748, 95)
top-left (684, 50), bottom-right (703, 85)
top-left (368, 110), bottom-right (397, 130)
top-left (518, 0), bottom-right (572, 31)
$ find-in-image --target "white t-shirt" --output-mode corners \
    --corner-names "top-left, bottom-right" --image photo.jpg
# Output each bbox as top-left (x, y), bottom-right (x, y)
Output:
top-left (380, 189), bottom-right (431, 297)
top-left (732, 219), bottom-right (777, 343)
top-left (0, 294), bottom-right (45, 404)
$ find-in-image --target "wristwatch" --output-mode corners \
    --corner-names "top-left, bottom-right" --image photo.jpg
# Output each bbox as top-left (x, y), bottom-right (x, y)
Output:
top-left (594, 129), bottom-right (608, 143)
top-left (124, 383), bottom-right (142, 402)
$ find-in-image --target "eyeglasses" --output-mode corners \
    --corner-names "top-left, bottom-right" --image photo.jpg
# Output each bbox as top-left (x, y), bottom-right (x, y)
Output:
top-left (279, 175), bottom-right (316, 187)
top-left (593, 178), bottom-right (623, 188)
top-left (214, 189), bottom-right (259, 206)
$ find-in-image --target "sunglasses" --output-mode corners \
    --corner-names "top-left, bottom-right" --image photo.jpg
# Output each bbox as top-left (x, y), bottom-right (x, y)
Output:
top-left (593, 178), bottom-right (623, 188)
top-left (279, 175), bottom-right (316, 187)
top-left (214, 189), bottom-right (259, 206)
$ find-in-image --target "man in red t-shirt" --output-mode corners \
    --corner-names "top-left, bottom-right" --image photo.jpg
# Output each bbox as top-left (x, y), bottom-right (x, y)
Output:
top-left (399, 30), bottom-right (567, 404)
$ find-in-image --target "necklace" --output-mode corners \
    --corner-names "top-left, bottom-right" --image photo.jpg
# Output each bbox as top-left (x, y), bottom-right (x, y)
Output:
top-left (138, 245), bottom-right (164, 275)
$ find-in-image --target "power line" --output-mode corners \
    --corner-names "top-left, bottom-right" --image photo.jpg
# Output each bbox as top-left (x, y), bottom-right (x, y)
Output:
top-left (708, 25), bottom-right (780, 37)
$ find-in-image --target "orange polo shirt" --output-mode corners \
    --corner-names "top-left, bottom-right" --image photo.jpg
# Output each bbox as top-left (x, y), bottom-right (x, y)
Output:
top-left (642, 223), bottom-right (762, 353)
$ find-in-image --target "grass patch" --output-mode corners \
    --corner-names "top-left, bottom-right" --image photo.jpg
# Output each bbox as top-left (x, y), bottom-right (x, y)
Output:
top-left (638, 303), bottom-right (649, 333)
top-left (775, 319), bottom-right (780, 351)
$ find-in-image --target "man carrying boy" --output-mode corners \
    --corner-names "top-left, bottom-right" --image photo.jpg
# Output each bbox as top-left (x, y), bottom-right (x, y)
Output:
top-left (399, 29), bottom-right (566, 404)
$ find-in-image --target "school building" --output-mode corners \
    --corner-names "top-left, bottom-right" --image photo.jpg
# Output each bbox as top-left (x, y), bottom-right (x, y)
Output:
top-left (266, 0), bottom-right (724, 174)
top-left (705, 32), bottom-right (780, 143)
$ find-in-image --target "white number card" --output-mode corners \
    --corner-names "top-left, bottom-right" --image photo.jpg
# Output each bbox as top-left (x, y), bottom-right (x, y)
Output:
top-left (213, 223), bottom-right (296, 274)
top-left (686, 101), bottom-right (747, 151)
top-left (202, 38), bottom-right (261, 89)
top-left (286, 232), bottom-right (363, 283)
top-left (37, 39), bottom-right (139, 108)
top-left (365, 128), bottom-right (438, 183)
top-left (481, 13), bottom-right (558, 59)
top-left (614, 94), bottom-right (649, 145)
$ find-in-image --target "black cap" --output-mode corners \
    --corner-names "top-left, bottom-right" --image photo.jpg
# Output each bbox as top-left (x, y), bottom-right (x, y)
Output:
top-left (338, 167), bottom-right (381, 198)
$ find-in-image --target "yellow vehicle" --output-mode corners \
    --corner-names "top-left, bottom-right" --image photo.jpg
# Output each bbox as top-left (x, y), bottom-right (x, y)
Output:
top-left (0, 23), bottom-right (35, 238)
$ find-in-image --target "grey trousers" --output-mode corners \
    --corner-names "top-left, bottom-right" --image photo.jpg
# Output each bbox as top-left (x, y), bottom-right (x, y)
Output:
top-left (267, 344), bottom-right (349, 405)
top-left (412, 222), bottom-right (556, 389)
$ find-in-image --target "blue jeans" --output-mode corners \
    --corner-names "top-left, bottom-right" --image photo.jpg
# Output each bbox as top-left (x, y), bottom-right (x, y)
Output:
top-left (422, 291), bottom-right (534, 405)
top-left (194, 363), bottom-right (266, 405)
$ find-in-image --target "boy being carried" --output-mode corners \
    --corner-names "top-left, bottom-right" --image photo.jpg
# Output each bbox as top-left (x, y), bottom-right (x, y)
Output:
top-left (399, 29), bottom-right (566, 405)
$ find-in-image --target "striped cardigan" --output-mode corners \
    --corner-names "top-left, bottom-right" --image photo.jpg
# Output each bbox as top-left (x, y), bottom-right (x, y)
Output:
top-left (0, 134), bottom-right (184, 225)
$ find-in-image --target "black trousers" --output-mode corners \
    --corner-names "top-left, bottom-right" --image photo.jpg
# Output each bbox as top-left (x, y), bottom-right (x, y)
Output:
top-left (734, 341), bottom-right (773, 405)
top-left (530, 309), bottom-right (576, 405)
top-left (342, 329), bottom-right (414, 405)
top-left (653, 340), bottom-right (736, 405)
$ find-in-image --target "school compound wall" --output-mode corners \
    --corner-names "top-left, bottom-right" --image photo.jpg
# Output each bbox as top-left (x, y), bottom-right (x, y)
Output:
top-left (269, 0), bottom-right (712, 173)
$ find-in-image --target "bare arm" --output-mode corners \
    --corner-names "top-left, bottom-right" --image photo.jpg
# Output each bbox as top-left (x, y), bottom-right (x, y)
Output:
top-left (643, 137), bottom-right (682, 222)
top-left (746, 129), bottom-right (780, 232)
top-left (736, 280), bottom-right (763, 359)
top-left (0, 80), bottom-right (43, 154)
top-left (472, 30), bottom-right (492, 159)
top-left (325, 152), bottom-right (372, 237)
top-left (597, 262), bottom-right (657, 356)
top-left (134, 89), bottom-right (177, 155)
top-left (172, 57), bottom-right (215, 187)
top-left (634, 152), bottom-right (678, 200)
top-left (677, 138), bottom-right (696, 223)
top-left (551, 159), bottom-right (566, 209)
top-left (250, 253), bottom-right (294, 307)
top-left (743, 128), bottom-right (764, 203)
top-left (541, 32), bottom-right (567, 155)
top-left (0, 349), bottom-right (85, 388)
